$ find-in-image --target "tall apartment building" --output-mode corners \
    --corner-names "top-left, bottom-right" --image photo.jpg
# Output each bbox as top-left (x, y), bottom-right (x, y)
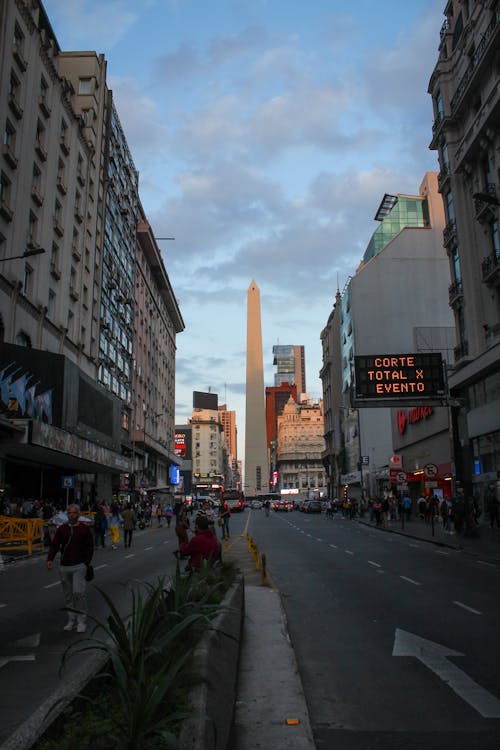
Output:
top-left (191, 391), bottom-right (227, 493)
top-left (321, 173), bottom-right (455, 499)
top-left (277, 396), bottom-right (326, 496)
top-left (218, 404), bottom-right (237, 459)
top-left (273, 344), bottom-right (306, 395)
top-left (0, 0), bottom-right (183, 503)
top-left (428, 0), bottom-right (500, 504)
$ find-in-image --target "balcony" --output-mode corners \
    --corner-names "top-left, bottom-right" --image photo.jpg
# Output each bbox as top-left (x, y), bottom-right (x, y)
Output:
top-left (438, 165), bottom-right (451, 192)
top-left (69, 286), bottom-right (79, 301)
top-left (450, 12), bottom-right (500, 114)
top-left (454, 340), bottom-right (469, 362)
top-left (8, 93), bottom-right (23, 120)
top-left (38, 95), bottom-right (51, 118)
top-left (2, 144), bottom-right (18, 169)
top-left (72, 245), bottom-right (82, 262)
top-left (12, 44), bottom-right (27, 71)
top-left (53, 217), bottom-right (64, 237)
top-left (474, 184), bottom-right (498, 224)
top-left (481, 253), bottom-right (500, 286)
top-left (56, 176), bottom-right (67, 195)
top-left (74, 207), bottom-right (83, 224)
top-left (59, 135), bottom-right (70, 155)
top-left (443, 218), bottom-right (457, 247)
top-left (50, 261), bottom-right (61, 280)
top-left (34, 140), bottom-right (47, 162)
top-left (448, 279), bottom-right (463, 306)
top-left (30, 185), bottom-right (43, 206)
top-left (0, 198), bottom-right (14, 222)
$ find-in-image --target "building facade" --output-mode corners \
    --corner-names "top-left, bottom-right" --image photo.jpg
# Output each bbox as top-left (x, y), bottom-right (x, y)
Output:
top-left (321, 173), bottom-right (456, 499)
top-left (428, 0), bottom-right (500, 506)
top-left (0, 0), bottom-right (183, 505)
top-left (277, 396), bottom-right (326, 497)
top-left (272, 344), bottom-right (306, 395)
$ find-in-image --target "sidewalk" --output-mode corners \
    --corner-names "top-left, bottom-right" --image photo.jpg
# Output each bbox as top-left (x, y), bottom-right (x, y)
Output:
top-left (358, 514), bottom-right (500, 565)
top-left (226, 534), bottom-right (316, 750)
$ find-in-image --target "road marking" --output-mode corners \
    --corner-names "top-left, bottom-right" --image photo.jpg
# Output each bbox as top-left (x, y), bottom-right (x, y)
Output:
top-left (368, 560), bottom-right (381, 568)
top-left (163, 540), bottom-right (170, 545)
top-left (0, 604), bottom-right (6, 608)
top-left (477, 560), bottom-right (495, 568)
top-left (94, 564), bottom-right (108, 570)
top-left (409, 543), bottom-right (420, 548)
top-left (316, 538), bottom-right (323, 542)
top-left (125, 554), bottom-right (135, 559)
top-left (393, 628), bottom-right (500, 718)
top-left (329, 544), bottom-right (337, 549)
top-left (435, 550), bottom-right (449, 556)
top-left (144, 546), bottom-right (153, 551)
top-left (376, 569), bottom-right (384, 574)
top-left (44, 581), bottom-right (61, 589)
top-left (453, 601), bottom-right (482, 615)
top-left (345, 550), bottom-right (354, 555)
top-left (400, 575), bottom-right (421, 586)
top-left (11, 633), bottom-right (40, 647)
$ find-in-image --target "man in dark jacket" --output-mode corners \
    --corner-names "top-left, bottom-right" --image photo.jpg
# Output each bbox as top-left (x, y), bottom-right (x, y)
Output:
top-left (180, 515), bottom-right (221, 571)
top-left (46, 504), bottom-right (94, 633)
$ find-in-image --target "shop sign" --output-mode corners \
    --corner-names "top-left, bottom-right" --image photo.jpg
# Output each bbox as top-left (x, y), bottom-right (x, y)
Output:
top-left (397, 406), bottom-right (434, 435)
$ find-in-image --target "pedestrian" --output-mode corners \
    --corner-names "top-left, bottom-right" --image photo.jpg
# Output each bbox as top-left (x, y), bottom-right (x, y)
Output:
top-left (156, 502), bottom-right (163, 528)
top-left (486, 487), bottom-right (499, 528)
top-left (218, 500), bottom-right (231, 540)
top-left (108, 503), bottom-right (122, 549)
top-left (402, 494), bottom-right (412, 521)
top-left (174, 501), bottom-right (190, 550)
top-left (180, 515), bottom-right (221, 572)
top-left (264, 498), bottom-right (271, 517)
top-left (93, 503), bottom-right (107, 548)
top-left (165, 503), bottom-right (174, 527)
top-left (122, 503), bottom-right (137, 548)
top-left (46, 504), bottom-right (94, 633)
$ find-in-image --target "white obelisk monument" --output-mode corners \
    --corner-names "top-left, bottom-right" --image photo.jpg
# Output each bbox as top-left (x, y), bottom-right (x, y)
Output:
top-left (244, 280), bottom-right (269, 497)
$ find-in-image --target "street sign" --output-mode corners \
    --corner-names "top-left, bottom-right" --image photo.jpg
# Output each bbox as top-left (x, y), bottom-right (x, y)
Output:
top-left (424, 463), bottom-right (438, 478)
top-left (396, 471), bottom-right (407, 483)
top-left (361, 456), bottom-right (369, 465)
top-left (61, 476), bottom-right (75, 489)
top-left (354, 353), bottom-right (445, 402)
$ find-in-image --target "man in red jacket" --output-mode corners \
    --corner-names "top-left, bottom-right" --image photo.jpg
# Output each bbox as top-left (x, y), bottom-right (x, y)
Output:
top-left (180, 515), bottom-right (221, 571)
top-left (46, 504), bottom-right (94, 633)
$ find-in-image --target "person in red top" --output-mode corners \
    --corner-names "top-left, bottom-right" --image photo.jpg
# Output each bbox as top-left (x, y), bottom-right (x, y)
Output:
top-left (46, 504), bottom-right (94, 633)
top-left (180, 515), bottom-right (221, 571)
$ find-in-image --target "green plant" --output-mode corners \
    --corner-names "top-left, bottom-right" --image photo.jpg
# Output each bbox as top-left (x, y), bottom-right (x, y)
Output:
top-left (53, 564), bottom-right (234, 749)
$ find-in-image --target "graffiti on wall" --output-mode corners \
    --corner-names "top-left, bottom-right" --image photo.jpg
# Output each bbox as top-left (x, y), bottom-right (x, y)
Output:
top-left (0, 362), bottom-right (53, 423)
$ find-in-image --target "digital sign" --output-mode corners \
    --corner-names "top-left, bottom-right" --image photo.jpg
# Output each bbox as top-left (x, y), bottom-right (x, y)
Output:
top-left (354, 353), bottom-right (445, 402)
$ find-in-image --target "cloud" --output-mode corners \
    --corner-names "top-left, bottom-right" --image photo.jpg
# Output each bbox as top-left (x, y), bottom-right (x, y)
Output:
top-left (44, 0), bottom-right (142, 50)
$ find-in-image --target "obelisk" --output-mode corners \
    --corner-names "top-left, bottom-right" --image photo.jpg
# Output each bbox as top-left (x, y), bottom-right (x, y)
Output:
top-left (245, 280), bottom-right (269, 496)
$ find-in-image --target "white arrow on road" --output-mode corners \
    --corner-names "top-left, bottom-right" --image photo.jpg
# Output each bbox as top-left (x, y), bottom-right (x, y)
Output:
top-left (393, 628), bottom-right (500, 718)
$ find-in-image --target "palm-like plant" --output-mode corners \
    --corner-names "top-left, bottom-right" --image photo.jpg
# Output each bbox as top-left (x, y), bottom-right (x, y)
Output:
top-left (59, 565), bottom-right (227, 749)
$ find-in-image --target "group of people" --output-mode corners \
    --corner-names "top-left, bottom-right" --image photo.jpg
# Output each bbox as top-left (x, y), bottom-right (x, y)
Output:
top-left (44, 496), bottom-right (232, 634)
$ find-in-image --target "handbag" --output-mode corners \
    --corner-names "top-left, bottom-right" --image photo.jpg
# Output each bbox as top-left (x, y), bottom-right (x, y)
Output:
top-left (85, 564), bottom-right (94, 582)
top-left (217, 517), bottom-right (224, 527)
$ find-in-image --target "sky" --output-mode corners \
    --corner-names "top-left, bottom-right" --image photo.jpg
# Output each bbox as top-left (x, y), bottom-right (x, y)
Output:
top-left (43, 0), bottom-right (445, 460)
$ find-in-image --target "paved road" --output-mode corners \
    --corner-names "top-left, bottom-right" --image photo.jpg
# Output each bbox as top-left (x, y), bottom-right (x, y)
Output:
top-left (246, 509), bottom-right (500, 750)
top-left (0, 523), bottom-right (182, 746)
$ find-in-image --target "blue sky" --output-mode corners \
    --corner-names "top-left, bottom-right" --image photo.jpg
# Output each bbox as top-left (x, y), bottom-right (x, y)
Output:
top-left (43, 0), bottom-right (445, 457)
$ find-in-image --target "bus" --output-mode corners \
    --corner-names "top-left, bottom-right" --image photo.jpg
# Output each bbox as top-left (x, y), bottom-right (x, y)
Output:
top-left (221, 488), bottom-right (245, 512)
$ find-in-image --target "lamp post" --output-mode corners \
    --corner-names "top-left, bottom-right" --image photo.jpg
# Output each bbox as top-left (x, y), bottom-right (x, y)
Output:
top-left (0, 247), bottom-right (46, 261)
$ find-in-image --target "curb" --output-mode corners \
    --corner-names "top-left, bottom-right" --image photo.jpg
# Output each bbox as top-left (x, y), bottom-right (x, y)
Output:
top-left (179, 576), bottom-right (245, 750)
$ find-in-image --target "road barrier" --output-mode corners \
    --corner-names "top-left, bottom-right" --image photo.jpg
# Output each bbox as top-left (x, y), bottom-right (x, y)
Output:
top-left (0, 516), bottom-right (45, 555)
top-left (245, 532), bottom-right (270, 585)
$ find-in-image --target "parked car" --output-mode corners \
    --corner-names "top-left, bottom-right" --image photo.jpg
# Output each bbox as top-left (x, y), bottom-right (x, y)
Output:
top-left (303, 500), bottom-right (322, 513)
top-left (250, 499), bottom-right (263, 509)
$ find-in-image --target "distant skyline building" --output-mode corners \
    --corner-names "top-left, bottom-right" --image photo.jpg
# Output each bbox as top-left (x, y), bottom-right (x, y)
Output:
top-left (219, 404), bottom-right (237, 460)
top-left (273, 345), bottom-right (306, 395)
top-left (245, 280), bottom-right (269, 495)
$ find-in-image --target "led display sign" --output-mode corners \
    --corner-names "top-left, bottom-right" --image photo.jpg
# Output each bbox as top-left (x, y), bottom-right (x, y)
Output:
top-left (354, 353), bottom-right (445, 402)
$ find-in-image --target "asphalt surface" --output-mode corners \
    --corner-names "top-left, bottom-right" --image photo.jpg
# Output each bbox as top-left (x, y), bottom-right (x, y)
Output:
top-left (244, 509), bottom-right (500, 750)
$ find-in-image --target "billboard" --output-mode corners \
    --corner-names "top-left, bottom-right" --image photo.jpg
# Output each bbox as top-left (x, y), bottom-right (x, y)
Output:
top-left (354, 354), bottom-right (445, 403)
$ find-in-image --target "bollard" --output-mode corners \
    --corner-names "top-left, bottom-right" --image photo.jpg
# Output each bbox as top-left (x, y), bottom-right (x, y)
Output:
top-left (261, 552), bottom-right (269, 585)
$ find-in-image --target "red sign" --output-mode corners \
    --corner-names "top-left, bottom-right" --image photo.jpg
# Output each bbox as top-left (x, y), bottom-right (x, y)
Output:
top-left (174, 432), bottom-right (186, 457)
top-left (397, 406), bottom-right (434, 435)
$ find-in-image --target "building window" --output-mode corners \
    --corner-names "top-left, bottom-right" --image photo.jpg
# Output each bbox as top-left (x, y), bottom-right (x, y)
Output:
top-left (28, 211), bottom-right (38, 244)
top-left (440, 140), bottom-right (449, 172)
top-left (15, 330), bottom-right (31, 347)
top-left (0, 171), bottom-right (12, 210)
top-left (48, 289), bottom-right (55, 317)
top-left (491, 221), bottom-right (499, 260)
top-left (435, 90), bottom-right (444, 120)
top-left (451, 245), bottom-right (461, 282)
top-left (23, 263), bottom-right (33, 296)
top-left (445, 190), bottom-right (455, 224)
top-left (78, 78), bottom-right (92, 95)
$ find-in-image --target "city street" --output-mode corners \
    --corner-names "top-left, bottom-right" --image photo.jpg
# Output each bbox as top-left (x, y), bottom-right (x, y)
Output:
top-left (245, 509), bottom-right (500, 749)
top-left (0, 524), bottom-right (181, 746)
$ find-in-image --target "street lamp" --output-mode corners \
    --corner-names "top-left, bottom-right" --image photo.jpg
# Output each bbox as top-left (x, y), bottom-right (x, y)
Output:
top-left (0, 247), bottom-right (46, 261)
